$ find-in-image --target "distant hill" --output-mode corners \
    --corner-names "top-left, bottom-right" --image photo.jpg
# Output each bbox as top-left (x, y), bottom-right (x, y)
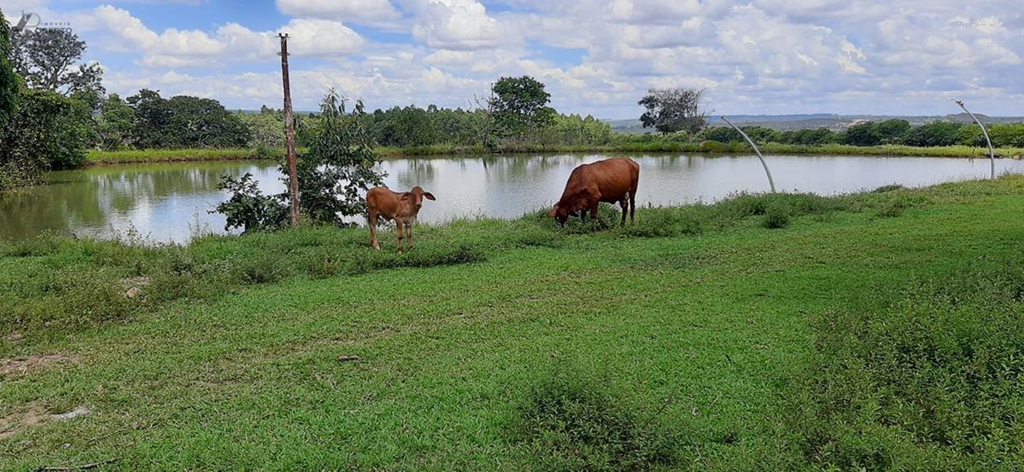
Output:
top-left (604, 114), bottom-right (1024, 134)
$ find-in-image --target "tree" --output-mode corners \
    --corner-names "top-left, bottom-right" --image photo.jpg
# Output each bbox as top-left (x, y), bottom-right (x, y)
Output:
top-left (488, 76), bottom-right (555, 139)
top-left (0, 86), bottom-right (82, 189)
top-left (0, 8), bottom-right (19, 129)
top-left (638, 88), bottom-right (708, 135)
top-left (126, 89), bottom-right (248, 149)
top-left (215, 91), bottom-right (387, 232)
top-left (10, 27), bottom-right (104, 95)
top-left (95, 93), bottom-right (136, 150)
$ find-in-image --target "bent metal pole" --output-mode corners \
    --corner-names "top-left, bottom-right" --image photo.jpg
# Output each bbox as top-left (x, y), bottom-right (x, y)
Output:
top-left (954, 100), bottom-right (996, 180)
top-left (721, 116), bottom-right (776, 193)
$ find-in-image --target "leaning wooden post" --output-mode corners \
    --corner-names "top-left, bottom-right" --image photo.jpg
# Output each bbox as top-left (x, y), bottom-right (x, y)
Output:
top-left (721, 116), bottom-right (776, 193)
top-left (279, 33), bottom-right (300, 226)
top-left (954, 99), bottom-right (995, 180)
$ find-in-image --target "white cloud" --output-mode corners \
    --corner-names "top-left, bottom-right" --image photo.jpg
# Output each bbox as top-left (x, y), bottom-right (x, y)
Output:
top-left (276, 0), bottom-right (403, 26)
top-left (34, 0), bottom-right (1024, 117)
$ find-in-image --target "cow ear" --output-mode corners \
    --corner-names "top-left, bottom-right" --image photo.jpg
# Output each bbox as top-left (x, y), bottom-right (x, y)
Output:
top-left (422, 192), bottom-right (436, 201)
top-left (400, 193), bottom-right (414, 202)
top-left (547, 208), bottom-right (557, 217)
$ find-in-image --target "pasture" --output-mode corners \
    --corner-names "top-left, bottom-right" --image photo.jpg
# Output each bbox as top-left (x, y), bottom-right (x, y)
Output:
top-left (2, 176), bottom-right (1023, 470)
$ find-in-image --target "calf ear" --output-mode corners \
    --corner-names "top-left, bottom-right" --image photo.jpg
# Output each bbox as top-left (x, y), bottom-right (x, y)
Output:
top-left (423, 192), bottom-right (436, 201)
top-left (400, 193), bottom-right (414, 203)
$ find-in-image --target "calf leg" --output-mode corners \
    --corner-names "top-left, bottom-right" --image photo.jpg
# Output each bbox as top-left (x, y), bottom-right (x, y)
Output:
top-left (406, 222), bottom-right (414, 251)
top-left (396, 218), bottom-right (405, 254)
top-left (369, 211), bottom-right (381, 250)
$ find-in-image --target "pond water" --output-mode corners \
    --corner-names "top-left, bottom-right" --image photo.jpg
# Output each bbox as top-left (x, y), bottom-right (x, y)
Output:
top-left (2, 153), bottom-right (1021, 243)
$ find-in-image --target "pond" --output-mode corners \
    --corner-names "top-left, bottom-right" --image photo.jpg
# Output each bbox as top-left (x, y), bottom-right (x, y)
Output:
top-left (2, 153), bottom-right (1021, 243)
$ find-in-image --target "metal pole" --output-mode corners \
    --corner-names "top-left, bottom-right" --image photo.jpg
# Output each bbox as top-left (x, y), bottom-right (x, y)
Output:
top-left (279, 33), bottom-right (300, 227)
top-left (954, 100), bottom-right (995, 180)
top-left (721, 116), bottom-right (776, 193)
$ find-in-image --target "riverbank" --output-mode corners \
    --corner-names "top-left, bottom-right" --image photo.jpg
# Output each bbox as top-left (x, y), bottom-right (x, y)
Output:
top-left (84, 142), bottom-right (1024, 165)
top-left (3, 176), bottom-right (1023, 469)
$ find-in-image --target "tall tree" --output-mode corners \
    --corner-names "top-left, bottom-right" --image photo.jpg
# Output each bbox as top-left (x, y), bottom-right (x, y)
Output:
top-left (638, 88), bottom-right (708, 135)
top-left (488, 75), bottom-right (555, 139)
top-left (215, 91), bottom-right (387, 232)
top-left (10, 27), bottom-right (104, 95)
top-left (0, 8), bottom-right (19, 128)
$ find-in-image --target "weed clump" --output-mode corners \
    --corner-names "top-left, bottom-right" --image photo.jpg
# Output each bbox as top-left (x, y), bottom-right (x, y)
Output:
top-left (786, 259), bottom-right (1024, 469)
top-left (515, 369), bottom-right (678, 471)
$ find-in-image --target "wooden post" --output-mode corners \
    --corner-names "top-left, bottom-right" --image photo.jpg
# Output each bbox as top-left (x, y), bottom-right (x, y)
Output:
top-left (279, 33), bottom-right (300, 226)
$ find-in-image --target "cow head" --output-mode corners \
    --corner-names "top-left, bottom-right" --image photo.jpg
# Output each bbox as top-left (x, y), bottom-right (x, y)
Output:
top-left (402, 186), bottom-right (436, 210)
top-left (548, 204), bottom-right (570, 226)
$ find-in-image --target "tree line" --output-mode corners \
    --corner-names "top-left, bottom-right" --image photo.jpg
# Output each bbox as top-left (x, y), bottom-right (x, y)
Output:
top-left (702, 119), bottom-right (1024, 148)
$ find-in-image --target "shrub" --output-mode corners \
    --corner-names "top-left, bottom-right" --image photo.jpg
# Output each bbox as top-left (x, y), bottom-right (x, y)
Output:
top-left (515, 368), bottom-right (678, 471)
top-left (761, 202), bottom-right (791, 229)
top-left (786, 261), bottom-right (1024, 469)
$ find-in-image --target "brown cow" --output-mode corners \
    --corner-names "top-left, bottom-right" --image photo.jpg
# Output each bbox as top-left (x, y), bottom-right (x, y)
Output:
top-left (366, 186), bottom-right (436, 253)
top-left (548, 157), bottom-right (639, 227)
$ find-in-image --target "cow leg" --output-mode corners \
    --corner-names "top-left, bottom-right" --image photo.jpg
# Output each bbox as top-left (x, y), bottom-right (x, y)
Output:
top-left (629, 191), bottom-right (636, 223)
top-left (619, 199), bottom-right (628, 227)
top-left (369, 211), bottom-right (381, 250)
top-left (396, 218), bottom-right (405, 254)
top-left (590, 201), bottom-right (602, 228)
top-left (406, 221), bottom-right (414, 251)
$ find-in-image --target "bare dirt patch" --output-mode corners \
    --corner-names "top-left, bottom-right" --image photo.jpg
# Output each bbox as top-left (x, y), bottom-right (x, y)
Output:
top-left (0, 404), bottom-right (92, 440)
top-left (1, 353), bottom-right (77, 377)
top-left (0, 404), bottom-right (47, 440)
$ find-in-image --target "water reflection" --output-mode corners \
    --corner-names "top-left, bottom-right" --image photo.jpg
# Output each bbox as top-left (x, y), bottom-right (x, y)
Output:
top-left (1, 154), bottom-right (1021, 243)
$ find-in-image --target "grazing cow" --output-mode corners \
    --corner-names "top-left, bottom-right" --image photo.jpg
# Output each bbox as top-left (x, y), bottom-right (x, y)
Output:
top-left (366, 186), bottom-right (436, 253)
top-left (549, 157), bottom-right (640, 227)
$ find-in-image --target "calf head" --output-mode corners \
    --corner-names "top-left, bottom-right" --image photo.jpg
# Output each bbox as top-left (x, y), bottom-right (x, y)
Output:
top-left (402, 186), bottom-right (436, 210)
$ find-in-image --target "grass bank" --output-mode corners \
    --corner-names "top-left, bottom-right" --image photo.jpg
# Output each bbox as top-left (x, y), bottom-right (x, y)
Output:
top-left (2, 177), bottom-right (1024, 469)
top-left (85, 142), bottom-right (1024, 165)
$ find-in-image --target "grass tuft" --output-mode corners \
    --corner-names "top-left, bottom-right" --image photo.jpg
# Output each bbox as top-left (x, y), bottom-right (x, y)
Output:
top-left (515, 367), bottom-right (678, 471)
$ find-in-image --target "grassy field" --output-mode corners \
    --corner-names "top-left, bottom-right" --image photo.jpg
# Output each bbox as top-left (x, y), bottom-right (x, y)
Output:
top-left (2, 177), bottom-right (1024, 470)
top-left (84, 142), bottom-right (1024, 164)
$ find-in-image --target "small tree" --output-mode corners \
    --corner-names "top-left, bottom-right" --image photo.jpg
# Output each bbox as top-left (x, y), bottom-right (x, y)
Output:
top-left (489, 76), bottom-right (555, 140)
top-left (638, 88), bottom-right (708, 135)
top-left (10, 27), bottom-right (103, 95)
top-left (0, 8), bottom-right (19, 129)
top-left (215, 91), bottom-right (386, 233)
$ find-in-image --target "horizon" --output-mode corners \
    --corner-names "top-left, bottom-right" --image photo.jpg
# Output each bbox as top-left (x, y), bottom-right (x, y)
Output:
top-left (4, 1), bottom-right (1021, 119)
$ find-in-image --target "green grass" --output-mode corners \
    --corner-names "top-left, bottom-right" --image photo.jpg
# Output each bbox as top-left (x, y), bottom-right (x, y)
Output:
top-left (2, 176), bottom-right (1024, 470)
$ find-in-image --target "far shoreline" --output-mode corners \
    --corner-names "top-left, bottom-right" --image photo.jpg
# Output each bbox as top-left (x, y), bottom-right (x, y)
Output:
top-left (82, 143), bottom-right (1024, 166)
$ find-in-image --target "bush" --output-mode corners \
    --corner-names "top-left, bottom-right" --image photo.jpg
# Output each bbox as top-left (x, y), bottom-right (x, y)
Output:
top-left (515, 368), bottom-right (678, 471)
top-left (786, 261), bottom-right (1024, 469)
top-left (761, 202), bottom-right (790, 229)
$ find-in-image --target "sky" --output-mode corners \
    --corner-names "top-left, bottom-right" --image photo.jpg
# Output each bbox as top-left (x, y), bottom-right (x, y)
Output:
top-left (3, 0), bottom-right (1022, 119)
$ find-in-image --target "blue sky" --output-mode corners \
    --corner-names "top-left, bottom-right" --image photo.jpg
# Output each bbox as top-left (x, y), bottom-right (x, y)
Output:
top-left (5, 0), bottom-right (1022, 118)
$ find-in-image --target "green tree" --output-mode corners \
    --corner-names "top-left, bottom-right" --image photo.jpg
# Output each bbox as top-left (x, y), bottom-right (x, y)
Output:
top-left (843, 121), bottom-right (881, 146)
top-left (903, 122), bottom-right (964, 147)
top-left (216, 91), bottom-right (386, 232)
top-left (489, 76), bottom-right (555, 140)
top-left (0, 86), bottom-right (82, 189)
top-left (95, 93), bottom-right (136, 150)
top-left (9, 27), bottom-right (104, 95)
top-left (0, 8), bottom-right (19, 129)
top-left (638, 88), bottom-right (708, 135)
top-left (874, 119), bottom-right (911, 145)
top-left (127, 89), bottom-right (248, 149)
